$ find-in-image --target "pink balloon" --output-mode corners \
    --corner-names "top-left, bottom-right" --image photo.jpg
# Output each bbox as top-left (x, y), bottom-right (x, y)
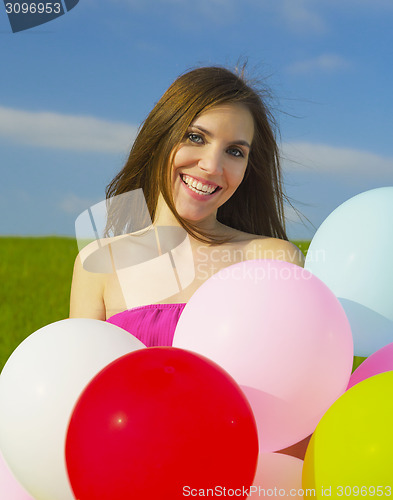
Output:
top-left (348, 341), bottom-right (393, 389)
top-left (0, 452), bottom-right (34, 500)
top-left (248, 453), bottom-right (303, 498)
top-left (173, 260), bottom-right (353, 452)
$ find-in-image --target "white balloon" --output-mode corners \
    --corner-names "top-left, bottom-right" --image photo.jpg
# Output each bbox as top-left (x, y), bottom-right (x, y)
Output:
top-left (0, 319), bottom-right (145, 500)
top-left (248, 453), bottom-right (303, 499)
top-left (305, 187), bottom-right (393, 356)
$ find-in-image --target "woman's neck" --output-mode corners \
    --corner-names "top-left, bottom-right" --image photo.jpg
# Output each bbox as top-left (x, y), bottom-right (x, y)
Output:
top-left (154, 193), bottom-right (220, 234)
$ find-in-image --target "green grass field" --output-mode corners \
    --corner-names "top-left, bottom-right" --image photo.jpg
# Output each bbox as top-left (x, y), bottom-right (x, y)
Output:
top-left (0, 237), bottom-right (364, 372)
top-left (0, 236), bottom-right (79, 370)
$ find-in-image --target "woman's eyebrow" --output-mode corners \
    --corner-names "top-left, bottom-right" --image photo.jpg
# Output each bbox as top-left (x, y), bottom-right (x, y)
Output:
top-left (190, 124), bottom-right (251, 149)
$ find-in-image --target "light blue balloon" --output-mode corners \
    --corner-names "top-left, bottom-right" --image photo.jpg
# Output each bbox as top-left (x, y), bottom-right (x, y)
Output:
top-left (305, 187), bottom-right (393, 357)
top-left (338, 298), bottom-right (393, 357)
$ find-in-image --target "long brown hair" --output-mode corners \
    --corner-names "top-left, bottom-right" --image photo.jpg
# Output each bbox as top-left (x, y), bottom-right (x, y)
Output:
top-left (105, 65), bottom-right (288, 243)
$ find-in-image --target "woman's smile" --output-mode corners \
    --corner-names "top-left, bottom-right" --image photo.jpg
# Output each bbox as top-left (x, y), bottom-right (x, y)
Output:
top-left (180, 173), bottom-right (222, 198)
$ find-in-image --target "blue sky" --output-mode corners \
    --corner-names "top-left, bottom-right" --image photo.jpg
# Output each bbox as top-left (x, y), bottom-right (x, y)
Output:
top-left (1, 0), bottom-right (392, 239)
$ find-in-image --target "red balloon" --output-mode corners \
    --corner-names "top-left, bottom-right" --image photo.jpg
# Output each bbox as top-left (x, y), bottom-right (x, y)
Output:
top-left (66, 347), bottom-right (258, 499)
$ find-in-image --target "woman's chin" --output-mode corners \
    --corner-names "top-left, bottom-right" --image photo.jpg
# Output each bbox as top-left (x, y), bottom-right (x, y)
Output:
top-left (177, 211), bottom-right (217, 229)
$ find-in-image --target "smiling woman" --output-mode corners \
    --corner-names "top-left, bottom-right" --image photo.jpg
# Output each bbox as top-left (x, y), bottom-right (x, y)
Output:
top-left (69, 65), bottom-right (304, 332)
top-left (103, 66), bottom-right (291, 243)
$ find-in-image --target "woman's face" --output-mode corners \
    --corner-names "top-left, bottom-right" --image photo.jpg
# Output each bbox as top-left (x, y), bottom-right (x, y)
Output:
top-left (171, 103), bottom-right (254, 226)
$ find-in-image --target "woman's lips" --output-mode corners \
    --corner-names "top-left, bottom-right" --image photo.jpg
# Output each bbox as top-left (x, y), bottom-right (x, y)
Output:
top-left (181, 174), bottom-right (221, 193)
top-left (179, 173), bottom-right (222, 201)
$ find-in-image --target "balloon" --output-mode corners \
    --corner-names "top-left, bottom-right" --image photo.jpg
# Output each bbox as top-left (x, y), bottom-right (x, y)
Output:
top-left (0, 319), bottom-right (145, 500)
top-left (66, 347), bottom-right (258, 500)
top-left (303, 371), bottom-right (393, 495)
top-left (173, 260), bottom-right (353, 452)
top-left (305, 186), bottom-right (393, 356)
top-left (0, 451), bottom-right (34, 500)
top-left (248, 453), bottom-right (303, 499)
top-left (338, 298), bottom-right (393, 357)
top-left (348, 340), bottom-right (393, 389)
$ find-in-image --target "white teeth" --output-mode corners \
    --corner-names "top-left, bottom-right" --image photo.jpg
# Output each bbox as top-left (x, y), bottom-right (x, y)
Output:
top-left (181, 175), bottom-right (218, 195)
top-left (188, 185), bottom-right (211, 195)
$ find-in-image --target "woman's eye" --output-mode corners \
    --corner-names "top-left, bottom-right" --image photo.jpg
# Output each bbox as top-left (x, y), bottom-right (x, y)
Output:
top-left (227, 147), bottom-right (244, 158)
top-left (187, 133), bottom-right (204, 144)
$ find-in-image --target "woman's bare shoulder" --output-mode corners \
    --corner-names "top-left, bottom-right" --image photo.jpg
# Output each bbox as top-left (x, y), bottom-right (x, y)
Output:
top-left (69, 236), bottom-right (122, 320)
top-left (76, 234), bottom-right (129, 273)
top-left (243, 236), bottom-right (305, 267)
top-left (215, 223), bottom-right (305, 265)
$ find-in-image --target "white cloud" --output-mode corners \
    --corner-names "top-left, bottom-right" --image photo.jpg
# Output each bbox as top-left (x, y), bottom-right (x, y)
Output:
top-left (96, 0), bottom-right (315, 36)
top-left (286, 54), bottom-right (351, 75)
top-left (59, 194), bottom-right (101, 215)
top-left (110, 0), bottom-right (393, 34)
top-left (0, 106), bottom-right (137, 153)
top-left (263, 0), bottom-right (393, 35)
top-left (281, 142), bottom-right (393, 180)
top-left (276, 0), bottom-right (327, 34)
top-left (110, 0), bottom-right (238, 26)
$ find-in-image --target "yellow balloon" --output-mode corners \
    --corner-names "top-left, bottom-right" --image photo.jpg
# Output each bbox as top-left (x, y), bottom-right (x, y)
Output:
top-left (303, 371), bottom-right (393, 498)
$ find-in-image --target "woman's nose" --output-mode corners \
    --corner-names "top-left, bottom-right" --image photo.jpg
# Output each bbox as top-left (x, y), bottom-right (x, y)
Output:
top-left (198, 147), bottom-right (223, 174)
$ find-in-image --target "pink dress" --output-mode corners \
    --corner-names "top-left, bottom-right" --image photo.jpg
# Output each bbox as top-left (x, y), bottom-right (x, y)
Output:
top-left (106, 303), bottom-right (186, 347)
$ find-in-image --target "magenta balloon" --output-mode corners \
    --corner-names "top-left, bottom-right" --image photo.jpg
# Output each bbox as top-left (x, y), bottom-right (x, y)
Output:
top-left (348, 341), bottom-right (393, 389)
top-left (173, 260), bottom-right (353, 452)
top-left (0, 452), bottom-right (34, 500)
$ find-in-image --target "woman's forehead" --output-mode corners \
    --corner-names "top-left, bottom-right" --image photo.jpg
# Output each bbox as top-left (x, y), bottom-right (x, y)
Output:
top-left (191, 103), bottom-right (254, 142)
